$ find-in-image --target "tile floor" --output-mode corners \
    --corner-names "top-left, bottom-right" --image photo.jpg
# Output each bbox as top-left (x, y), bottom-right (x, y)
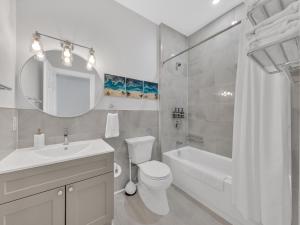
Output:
top-left (113, 185), bottom-right (231, 225)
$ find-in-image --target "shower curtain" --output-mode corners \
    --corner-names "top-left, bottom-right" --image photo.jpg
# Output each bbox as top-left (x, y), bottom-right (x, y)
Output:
top-left (232, 18), bottom-right (292, 225)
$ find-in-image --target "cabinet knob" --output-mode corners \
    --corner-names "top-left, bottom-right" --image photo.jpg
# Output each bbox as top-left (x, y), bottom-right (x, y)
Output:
top-left (68, 186), bottom-right (74, 192)
top-left (57, 190), bottom-right (63, 196)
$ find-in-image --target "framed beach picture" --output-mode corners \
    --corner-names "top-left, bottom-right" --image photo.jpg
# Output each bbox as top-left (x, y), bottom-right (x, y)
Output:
top-left (126, 78), bottom-right (143, 99)
top-left (143, 81), bottom-right (158, 100)
top-left (104, 74), bottom-right (126, 97)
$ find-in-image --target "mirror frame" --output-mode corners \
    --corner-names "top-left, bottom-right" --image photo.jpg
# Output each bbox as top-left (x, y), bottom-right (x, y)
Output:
top-left (19, 50), bottom-right (104, 118)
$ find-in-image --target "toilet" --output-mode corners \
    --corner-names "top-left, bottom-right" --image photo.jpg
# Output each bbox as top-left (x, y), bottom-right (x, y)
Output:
top-left (125, 136), bottom-right (172, 215)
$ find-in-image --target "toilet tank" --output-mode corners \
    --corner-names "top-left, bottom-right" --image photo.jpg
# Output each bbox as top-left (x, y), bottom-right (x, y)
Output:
top-left (125, 136), bottom-right (155, 164)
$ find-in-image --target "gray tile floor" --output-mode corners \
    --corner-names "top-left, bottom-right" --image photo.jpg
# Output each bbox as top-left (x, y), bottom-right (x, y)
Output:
top-left (113, 185), bottom-right (231, 225)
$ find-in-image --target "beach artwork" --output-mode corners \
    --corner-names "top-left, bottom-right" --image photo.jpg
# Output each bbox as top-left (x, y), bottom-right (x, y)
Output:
top-left (143, 81), bottom-right (159, 100)
top-left (126, 78), bottom-right (143, 99)
top-left (104, 74), bottom-right (126, 97)
top-left (104, 74), bottom-right (158, 100)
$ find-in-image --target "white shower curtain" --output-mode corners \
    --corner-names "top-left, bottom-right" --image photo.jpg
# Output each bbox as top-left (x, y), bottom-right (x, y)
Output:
top-left (232, 18), bottom-right (292, 225)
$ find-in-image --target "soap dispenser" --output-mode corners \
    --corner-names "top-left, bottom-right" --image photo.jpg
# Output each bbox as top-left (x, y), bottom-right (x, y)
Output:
top-left (34, 128), bottom-right (45, 148)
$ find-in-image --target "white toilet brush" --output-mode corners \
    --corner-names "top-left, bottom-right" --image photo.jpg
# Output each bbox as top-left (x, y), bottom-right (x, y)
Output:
top-left (125, 159), bottom-right (137, 196)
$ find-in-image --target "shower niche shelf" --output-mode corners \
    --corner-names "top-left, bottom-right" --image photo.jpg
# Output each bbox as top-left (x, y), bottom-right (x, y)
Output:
top-left (247, 0), bottom-right (298, 25)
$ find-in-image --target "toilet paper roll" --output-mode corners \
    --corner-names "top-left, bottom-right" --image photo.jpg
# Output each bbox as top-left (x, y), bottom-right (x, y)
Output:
top-left (114, 162), bottom-right (122, 178)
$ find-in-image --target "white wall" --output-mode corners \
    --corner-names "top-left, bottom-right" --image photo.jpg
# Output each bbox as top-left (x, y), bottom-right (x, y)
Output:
top-left (16, 0), bottom-right (159, 111)
top-left (0, 0), bottom-right (16, 108)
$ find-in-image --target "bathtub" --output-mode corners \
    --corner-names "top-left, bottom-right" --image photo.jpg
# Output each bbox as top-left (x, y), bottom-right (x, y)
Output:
top-left (163, 146), bottom-right (255, 225)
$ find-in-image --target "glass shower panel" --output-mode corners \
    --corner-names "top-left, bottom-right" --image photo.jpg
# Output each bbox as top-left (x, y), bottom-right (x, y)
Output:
top-left (159, 6), bottom-right (241, 158)
top-left (159, 53), bottom-right (189, 154)
top-left (187, 23), bottom-right (240, 158)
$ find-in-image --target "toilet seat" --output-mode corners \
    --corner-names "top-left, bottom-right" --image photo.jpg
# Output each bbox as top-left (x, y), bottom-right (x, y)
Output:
top-left (139, 160), bottom-right (171, 180)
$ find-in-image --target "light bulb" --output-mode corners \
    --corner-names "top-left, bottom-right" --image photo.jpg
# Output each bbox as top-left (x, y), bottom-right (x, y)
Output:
top-left (86, 63), bottom-right (92, 71)
top-left (212, 0), bottom-right (220, 5)
top-left (86, 48), bottom-right (96, 70)
top-left (31, 32), bottom-right (42, 52)
top-left (32, 40), bottom-right (41, 51)
top-left (88, 54), bottom-right (95, 65)
top-left (35, 51), bottom-right (45, 61)
top-left (87, 48), bottom-right (96, 65)
top-left (61, 41), bottom-right (73, 67)
top-left (63, 48), bottom-right (71, 58)
top-left (231, 20), bottom-right (238, 25)
top-left (63, 57), bottom-right (72, 66)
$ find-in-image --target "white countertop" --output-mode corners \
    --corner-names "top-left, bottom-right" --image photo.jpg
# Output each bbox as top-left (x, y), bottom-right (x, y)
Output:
top-left (0, 139), bottom-right (114, 175)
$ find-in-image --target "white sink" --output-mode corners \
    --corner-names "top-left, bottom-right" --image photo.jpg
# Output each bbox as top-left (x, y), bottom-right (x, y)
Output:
top-left (0, 139), bottom-right (114, 174)
top-left (34, 142), bottom-right (91, 158)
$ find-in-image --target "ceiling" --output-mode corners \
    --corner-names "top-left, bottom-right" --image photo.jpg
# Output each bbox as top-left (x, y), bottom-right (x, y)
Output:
top-left (114, 0), bottom-right (243, 36)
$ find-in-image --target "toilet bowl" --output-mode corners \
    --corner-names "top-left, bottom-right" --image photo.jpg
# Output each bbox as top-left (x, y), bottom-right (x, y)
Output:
top-left (125, 136), bottom-right (173, 215)
top-left (138, 160), bottom-right (173, 215)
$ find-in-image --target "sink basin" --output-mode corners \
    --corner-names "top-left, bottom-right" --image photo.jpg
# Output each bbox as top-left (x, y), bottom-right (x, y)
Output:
top-left (34, 142), bottom-right (91, 158)
top-left (0, 139), bottom-right (114, 175)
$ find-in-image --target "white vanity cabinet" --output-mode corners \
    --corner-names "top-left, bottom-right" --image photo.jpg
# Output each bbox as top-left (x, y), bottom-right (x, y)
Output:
top-left (0, 152), bottom-right (114, 225)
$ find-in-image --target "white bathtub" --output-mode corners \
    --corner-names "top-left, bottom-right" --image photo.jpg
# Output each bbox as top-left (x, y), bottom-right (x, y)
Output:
top-left (163, 146), bottom-right (255, 225)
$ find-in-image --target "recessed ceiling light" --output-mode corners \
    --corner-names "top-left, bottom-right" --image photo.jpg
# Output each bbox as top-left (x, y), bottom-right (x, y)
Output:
top-left (212, 0), bottom-right (220, 5)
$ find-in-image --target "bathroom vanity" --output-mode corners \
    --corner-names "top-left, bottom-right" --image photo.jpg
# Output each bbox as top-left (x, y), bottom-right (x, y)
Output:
top-left (0, 139), bottom-right (114, 225)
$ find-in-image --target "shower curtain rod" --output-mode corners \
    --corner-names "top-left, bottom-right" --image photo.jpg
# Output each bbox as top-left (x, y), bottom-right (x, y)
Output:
top-left (163, 20), bottom-right (242, 64)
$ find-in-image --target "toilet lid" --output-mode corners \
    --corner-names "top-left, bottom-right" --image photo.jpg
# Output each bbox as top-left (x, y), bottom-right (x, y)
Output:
top-left (139, 161), bottom-right (171, 180)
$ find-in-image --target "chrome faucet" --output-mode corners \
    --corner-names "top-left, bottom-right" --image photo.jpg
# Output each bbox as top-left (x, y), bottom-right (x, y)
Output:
top-left (64, 128), bottom-right (69, 145)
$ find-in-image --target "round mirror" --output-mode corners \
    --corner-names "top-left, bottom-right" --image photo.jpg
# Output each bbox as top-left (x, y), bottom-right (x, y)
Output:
top-left (20, 50), bottom-right (103, 117)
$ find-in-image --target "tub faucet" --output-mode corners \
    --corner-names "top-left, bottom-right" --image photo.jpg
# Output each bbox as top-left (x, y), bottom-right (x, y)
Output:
top-left (63, 128), bottom-right (69, 145)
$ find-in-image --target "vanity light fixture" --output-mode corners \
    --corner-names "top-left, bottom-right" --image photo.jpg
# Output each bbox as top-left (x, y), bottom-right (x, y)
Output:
top-left (61, 41), bottom-right (74, 67)
top-left (30, 31), bottom-right (96, 69)
top-left (87, 48), bottom-right (96, 71)
top-left (31, 32), bottom-right (45, 61)
top-left (31, 32), bottom-right (42, 52)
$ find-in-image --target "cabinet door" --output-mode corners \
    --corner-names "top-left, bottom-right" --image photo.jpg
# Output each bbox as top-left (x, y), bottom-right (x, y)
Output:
top-left (0, 187), bottom-right (65, 225)
top-left (66, 173), bottom-right (113, 225)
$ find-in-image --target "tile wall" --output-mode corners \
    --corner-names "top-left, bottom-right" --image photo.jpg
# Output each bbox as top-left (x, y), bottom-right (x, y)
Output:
top-left (159, 24), bottom-right (189, 153)
top-left (0, 108), bottom-right (17, 159)
top-left (0, 108), bottom-right (159, 192)
top-left (187, 5), bottom-right (243, 158)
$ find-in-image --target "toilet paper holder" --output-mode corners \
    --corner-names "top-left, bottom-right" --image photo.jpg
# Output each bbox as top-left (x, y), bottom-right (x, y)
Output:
top-left (114, 162), bottom-right (122, 178)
